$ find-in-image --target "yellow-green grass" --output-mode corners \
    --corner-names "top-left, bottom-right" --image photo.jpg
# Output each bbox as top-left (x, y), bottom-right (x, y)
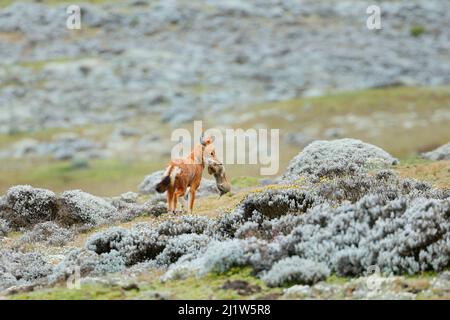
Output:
top-left (9, 265), bottom-right (450, 300)
top-left (395, 160), bottom-right (450, 189)
top-left (10, 267), bottom-right (282, 300)
top-left (0, 156), bottom-right (447, 201)
top-left (229, 86), bottom-right (450, 161)
top-left (0, 127), bottom-right (86, 149)
top-left (1, 86), bottom-right (449, 195)
top-left (0, 158), bottom-right (161, 196)
top-left (230, 176), bottom-right (260, 189)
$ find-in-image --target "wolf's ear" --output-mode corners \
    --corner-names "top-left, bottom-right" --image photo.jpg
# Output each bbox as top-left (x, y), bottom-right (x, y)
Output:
top-left (200, 133), bottom-right (207, 146)
top-left (200, 133), bottom-right (214, 146)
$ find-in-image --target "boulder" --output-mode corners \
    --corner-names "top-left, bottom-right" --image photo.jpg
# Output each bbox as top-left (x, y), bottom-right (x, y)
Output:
top-left (0, 185), bottom-right (58, 229)
top-left (57, 190), bottom-right (117, 226)
top-left (138, 170), bottom-right (165, 194)
top-left (282, 139), bottom-right (398, 182)
top-left (422, 142), bottom-right (450, 160)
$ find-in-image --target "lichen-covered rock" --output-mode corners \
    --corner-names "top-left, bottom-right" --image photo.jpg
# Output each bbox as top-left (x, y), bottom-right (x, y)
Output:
top-left (18, 222), bottom-right (75, 246)
top-left (422, 142), bottom-right (450, 160)
top-left (262, 257), bottom-right (330, 287)
top-left (282, 139), bottom-right (398, 181)
top-left (138, 170), bottom-right (165, 194)
top-left (0, 185), bottom-right (58, 229)
top-left (57, 190), bottom-right (118, 226)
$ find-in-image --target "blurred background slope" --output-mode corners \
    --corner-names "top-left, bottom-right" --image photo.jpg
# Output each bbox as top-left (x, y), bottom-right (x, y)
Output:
top-left (0, 0), bottom-right (449, 195)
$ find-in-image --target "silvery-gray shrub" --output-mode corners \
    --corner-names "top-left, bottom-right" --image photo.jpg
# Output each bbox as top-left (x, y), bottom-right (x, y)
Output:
top-left (157, 215), bottom-right (212, 236)
top-left (93, 250), bottom-right (127, 275)
top-left (0, 249), bottom-right (53, 291)
top-left (49, 249), bottom-right (100, 284)
top-left (0, 271), bottom-right (18, 291)
top-left (19, 222), bottom-right (75, 246)
top-left (289, 195), bottom-right (450, 276)
top-left (155, 233), bottom-right (210, 266)
top-left (235, 221), bottom-right (260, 239)
top-left (195, 239), bottom-right (248, 275)
top-left (85, 225), bottom-right (167, 266)
top-left (205, 210), bottom-right (245, 239)
top-left (235, 188), bottom-right (316, 220)
top-left (0, 218), bottom-right (10, 237)
top-left (262, 256), bottom-right (330, 287)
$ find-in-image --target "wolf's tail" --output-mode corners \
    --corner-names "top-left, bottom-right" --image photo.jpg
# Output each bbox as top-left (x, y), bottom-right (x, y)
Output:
top-left (155, 165), bottom-right (179, 193)
top-left (155, 175), bottom-right (171, 193)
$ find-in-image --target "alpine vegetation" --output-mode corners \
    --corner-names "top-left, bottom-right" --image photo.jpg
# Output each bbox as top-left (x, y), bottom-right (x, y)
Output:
top-left (18, 222), bottom-right (75, 246)
top-left (287, 195), bottom-right (450, 276)
top-left (159, 170), bottom-right (449, 285)
top-left (0, 249), bottom-right (54, 291)
top-left (1, 140), bottom-right (450, 293)
top-left (49, 248), bottom-right (126, 283)
top-left (85, 225), bottom-right (167, 266)
top-left (155, 233), bottom-right (210, 266)
top-left (157, 215), bottom-right (213, 236)
top-left (281, 139), bottom-right (398, 182)
top-left (0, 218), bottom-right (10, 237)
top-left (234, 187), bottom-right (317, 220)
top-left (262, 257), bottom-right (330, 287)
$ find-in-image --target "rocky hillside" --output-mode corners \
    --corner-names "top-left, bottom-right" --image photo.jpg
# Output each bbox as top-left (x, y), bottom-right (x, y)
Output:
top-left (1, 0), bottom-right (449, 134)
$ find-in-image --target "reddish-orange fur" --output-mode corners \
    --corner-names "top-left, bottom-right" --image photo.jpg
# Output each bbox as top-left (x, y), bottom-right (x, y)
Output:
top-left (156, 136), bottom-right (219, 213)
